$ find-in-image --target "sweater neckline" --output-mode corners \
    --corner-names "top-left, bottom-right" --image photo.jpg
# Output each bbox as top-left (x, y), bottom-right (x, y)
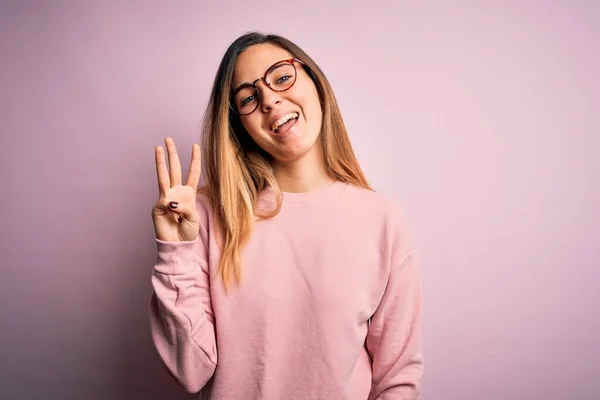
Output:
top-left (261, 180), bottom-right (349, 206)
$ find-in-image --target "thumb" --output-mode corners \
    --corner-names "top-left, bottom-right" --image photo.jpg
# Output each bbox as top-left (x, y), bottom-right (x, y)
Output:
top-left (165, 199), bottom-right (196, 223)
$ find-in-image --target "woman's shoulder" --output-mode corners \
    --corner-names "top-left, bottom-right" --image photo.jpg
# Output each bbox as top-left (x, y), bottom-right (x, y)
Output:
top-left (344, 183), bottom-right (406, 218)
top-left (344, 183), bottom-right (414, 241)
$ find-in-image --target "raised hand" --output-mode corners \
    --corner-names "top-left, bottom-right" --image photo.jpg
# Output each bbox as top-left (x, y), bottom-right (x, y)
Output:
top-left (152, 137), bottom-right (202, 242)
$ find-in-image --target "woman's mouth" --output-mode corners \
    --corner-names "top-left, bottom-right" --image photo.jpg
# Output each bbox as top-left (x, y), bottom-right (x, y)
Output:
top-left (271, 112), bottom-right (299, 135)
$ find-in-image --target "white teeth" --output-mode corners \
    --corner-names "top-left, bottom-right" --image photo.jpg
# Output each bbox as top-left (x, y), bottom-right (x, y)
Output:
top-left (271, 112), bottom-right (299, 131)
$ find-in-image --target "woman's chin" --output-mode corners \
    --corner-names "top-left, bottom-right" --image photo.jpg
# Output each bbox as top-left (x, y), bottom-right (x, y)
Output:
top-left (269, 135), bottom-right (321, 164)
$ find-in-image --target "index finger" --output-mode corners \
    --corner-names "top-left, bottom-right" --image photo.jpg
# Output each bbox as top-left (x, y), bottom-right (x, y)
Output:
top-left (155, 145), bottom-right (170, 197)
top-left (186, 143), bottom-right (202, 191)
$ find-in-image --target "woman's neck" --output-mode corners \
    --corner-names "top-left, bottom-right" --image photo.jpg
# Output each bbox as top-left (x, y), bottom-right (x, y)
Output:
top-left (271, 146), bottom-right (334, 193)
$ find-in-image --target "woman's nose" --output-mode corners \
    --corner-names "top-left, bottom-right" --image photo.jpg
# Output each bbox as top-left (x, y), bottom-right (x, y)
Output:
top-left (256, 80), bottom-right (283, 112)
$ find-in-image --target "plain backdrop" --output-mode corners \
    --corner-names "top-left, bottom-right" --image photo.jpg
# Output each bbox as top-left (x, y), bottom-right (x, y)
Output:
top-left (1, 1), bottom-right (599, 399)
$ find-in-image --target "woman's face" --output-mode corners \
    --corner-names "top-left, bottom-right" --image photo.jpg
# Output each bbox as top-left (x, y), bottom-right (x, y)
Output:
top-left (232, 43), bottom-right (323, 164)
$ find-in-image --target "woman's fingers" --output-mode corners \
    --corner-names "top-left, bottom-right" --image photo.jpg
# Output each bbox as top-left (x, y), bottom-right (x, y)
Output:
top-left (156, 139), bottom-right (200, 197)
top-left (165, 137), bottom-right (182, 187)
top-left (186, 143), bottom-right (202, 190)
top-left (155, 145), bottom-right (170, 197)
top-left (163, 197), bottom-right (194, 223)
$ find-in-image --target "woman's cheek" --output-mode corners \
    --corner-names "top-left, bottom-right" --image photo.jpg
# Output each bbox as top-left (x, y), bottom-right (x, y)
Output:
top-left (242, 116), bottom-right (263, 137)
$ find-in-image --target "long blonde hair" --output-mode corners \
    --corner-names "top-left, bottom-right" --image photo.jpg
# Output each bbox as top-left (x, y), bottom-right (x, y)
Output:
top-left (200, 32), bottom-right (372, 290)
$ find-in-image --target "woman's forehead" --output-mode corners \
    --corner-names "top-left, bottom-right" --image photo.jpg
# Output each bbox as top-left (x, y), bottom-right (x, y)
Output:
top-left (233, 44), bottom-right (293, 86)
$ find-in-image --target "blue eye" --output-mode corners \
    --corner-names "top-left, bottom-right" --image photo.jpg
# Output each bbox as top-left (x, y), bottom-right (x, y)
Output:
top-left (241, 95), bottom-right (255, 106)
top-left (276, 75), bottom-right (291, 85)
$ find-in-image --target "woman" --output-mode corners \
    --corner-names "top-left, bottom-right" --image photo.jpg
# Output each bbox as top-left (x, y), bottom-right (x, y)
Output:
top-left (149, 31), bottom-right (423, 399)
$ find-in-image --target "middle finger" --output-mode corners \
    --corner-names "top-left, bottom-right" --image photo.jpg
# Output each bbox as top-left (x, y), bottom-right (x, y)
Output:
top-left (165, 137), bottom-right (182, 187)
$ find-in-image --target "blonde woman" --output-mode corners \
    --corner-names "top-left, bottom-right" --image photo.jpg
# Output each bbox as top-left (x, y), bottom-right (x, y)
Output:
top-left (149, 32), bottom-right (424, 399)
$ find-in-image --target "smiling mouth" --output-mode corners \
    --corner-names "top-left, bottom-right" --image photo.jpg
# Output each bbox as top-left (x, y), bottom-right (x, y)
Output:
top-left (271, 112), bottom-right (299, 133)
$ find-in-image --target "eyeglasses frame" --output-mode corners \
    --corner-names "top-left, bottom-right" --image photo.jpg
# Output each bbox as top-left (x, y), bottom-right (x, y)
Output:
top-left (230, 58), bottom-right (306, 116)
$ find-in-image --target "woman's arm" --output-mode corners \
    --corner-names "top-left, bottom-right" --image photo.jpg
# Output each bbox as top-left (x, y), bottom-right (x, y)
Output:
top-left (366, 208), bottom-right (424, 399)
top-left (148, 232), bottom-right (217, 394)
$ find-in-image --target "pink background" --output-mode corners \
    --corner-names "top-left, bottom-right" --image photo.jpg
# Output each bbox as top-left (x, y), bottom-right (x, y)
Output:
top-left (1, 1), bottom-right (599, 399)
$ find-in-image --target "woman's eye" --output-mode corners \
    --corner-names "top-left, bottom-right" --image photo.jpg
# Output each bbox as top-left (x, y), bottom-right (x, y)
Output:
top-left (242, 95), bottom-right (255, 106)
top-left (276, 75), bottom-right (291, 84)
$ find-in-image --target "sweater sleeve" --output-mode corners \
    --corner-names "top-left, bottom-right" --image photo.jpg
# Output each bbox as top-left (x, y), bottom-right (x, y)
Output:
top-left (148, 231), bottom-right (217, 394)
top-left (366, 217), bottom-right (424, 399)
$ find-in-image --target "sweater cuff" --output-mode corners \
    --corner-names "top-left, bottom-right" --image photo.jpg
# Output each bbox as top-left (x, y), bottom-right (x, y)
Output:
top-left (154, 237), bottom-right (199, 275)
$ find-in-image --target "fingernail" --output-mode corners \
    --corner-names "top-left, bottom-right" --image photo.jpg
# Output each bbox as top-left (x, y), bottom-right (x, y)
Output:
top-left (169, 201), bottom-right (178, 209)
top-left (178, 216), bottom-right (182, 223)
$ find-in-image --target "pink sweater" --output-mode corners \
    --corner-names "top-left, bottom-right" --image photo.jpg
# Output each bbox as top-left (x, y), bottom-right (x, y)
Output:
top-left (149, 181), bottom-right (424, 399)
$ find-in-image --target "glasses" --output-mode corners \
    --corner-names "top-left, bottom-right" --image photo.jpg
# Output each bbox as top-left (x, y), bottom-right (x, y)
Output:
top-left (231, 58), bottom-right (305, 116)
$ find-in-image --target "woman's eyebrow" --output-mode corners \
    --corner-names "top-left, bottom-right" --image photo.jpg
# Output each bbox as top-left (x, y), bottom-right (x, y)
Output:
top-left (232, 81), bottom-right (253, 93)
top-left (233, 62), bottom-right (287, 92)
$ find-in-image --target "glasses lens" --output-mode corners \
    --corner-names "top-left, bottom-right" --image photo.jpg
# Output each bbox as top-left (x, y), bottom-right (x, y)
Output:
top-left (235, 86), bottom-right (259, 115)
top-left (233, 61), bottom-right (297, 115)
top-left (266, 62), bottom-right (296, 91)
